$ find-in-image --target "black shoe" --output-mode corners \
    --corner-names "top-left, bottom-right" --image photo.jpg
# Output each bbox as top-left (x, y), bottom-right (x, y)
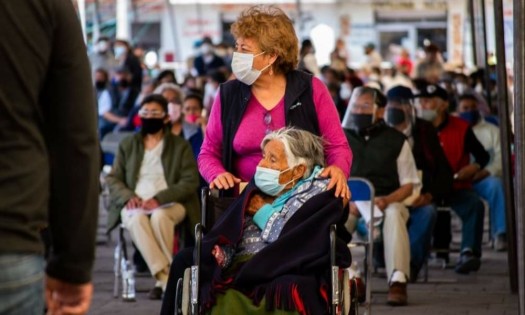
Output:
top-left (148, 286), bottom-right (163, 300)
top-left (409, 266), bottom-right (420, 283)
top-left (455, 252), bottom-right (481, 274)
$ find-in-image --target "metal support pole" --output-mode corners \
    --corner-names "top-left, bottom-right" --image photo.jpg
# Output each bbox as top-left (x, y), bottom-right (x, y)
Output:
top-left (493, 0), bottom-right (519, 294)
top-left (513, 0), bottom-right (525, 311)
top-left (116, 0), bottom-right (130, 40)
top-left (480, 0), bottom-right (493, 111)
top-left (469, 0), bottom-right (478, 65)
top-left (77, 0), bottom-right (87, 43)
top-left (296, 0), bottom-right (304, 34)
top-left (165, 0), bottom-right (181, 62)
top-left (92, 0), bottom-right (101, 42)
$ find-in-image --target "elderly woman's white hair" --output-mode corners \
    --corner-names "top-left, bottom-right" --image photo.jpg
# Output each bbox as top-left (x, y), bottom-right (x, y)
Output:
top-left (261, 128), bottom-right (325, 178)
top-left (154, 83), bottom-right (185, 104)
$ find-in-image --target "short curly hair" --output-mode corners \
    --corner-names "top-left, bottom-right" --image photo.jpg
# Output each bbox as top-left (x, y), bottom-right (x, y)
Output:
top-left (231, 5), bottom-right (298, 75)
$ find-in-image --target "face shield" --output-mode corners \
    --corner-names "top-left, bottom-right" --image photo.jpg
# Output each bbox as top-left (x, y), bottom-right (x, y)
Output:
top-left (385, 98), bottom-right (415, 132)
top-left (341, 87), bottom-right (378, 132)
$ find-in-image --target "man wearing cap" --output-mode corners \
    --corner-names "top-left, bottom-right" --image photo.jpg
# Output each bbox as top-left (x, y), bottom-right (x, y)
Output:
top-left (415, 84), bottom-right (489, 274)
top-left (384, 85), bottom-right (454, 281)
top-left (457, 94), bottom-right (507, 251)
top-left (342, 86), bottom-right (420, 306)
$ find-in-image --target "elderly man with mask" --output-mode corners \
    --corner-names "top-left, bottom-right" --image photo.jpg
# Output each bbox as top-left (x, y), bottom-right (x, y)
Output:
top-left (457, 94), bottom-right (507, 251)
top-left (415, 84), bottom-right (490, 274)
top-left (342, 87), bottom-right (420, 306)
top-left (384, 86), bottom-right (454, 281)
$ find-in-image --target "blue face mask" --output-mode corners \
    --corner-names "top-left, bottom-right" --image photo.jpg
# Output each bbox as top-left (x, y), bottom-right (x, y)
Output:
top-left (459, 110), bottom-right (481, 126)
top-left (254, 166), bottom-right (293, 196)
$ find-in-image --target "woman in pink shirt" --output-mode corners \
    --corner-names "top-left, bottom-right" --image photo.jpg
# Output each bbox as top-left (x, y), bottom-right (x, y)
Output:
top-left (198, 5), bottom-right (352, 199)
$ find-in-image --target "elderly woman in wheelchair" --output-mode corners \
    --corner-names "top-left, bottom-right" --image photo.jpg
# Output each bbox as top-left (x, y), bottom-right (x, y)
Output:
top-left (161, 128), bottom-right (352, 315)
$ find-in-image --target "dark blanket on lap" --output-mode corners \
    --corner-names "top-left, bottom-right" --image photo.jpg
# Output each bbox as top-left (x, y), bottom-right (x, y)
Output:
top-left (199, 181), bottom-right (352, 315)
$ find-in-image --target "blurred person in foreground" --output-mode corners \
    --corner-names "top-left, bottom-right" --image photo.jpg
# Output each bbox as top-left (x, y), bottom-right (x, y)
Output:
top-left (198, 5), bottom-right (352, 200)
top-left (0, 0), bottom-right (99, 314)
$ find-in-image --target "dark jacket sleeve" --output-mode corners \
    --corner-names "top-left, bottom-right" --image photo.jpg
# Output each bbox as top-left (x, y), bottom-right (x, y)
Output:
top-left (422, 123), bottom-right (454, 204)
top-left (43, 0), bottom-right (99, 284)
top-left (464, 127), bottom-right (490, 169)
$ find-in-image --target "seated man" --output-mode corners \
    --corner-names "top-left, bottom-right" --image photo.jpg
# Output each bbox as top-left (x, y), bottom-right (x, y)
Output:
top-left (457, 94), bottom-right (507, 251)
top-left (160, 128), bottom-right (351, 315)
top-left (106, 94), bottom-right (200, 299)
top-left (385, 86), bottom-right (454, 281)
top-left (415, 84), bottom-right (490, 274)
top-left (99, 66), bottom-right (140, 138)
top-left (342, 87), bottom-right (420, 306)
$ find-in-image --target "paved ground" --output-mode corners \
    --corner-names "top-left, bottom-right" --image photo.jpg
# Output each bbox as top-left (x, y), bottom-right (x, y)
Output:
top-left (90, 196), bottom-right (519, 315)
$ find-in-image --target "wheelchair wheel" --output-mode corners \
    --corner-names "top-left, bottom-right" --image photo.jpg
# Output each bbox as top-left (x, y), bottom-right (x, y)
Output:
top-left (181, 268), bottom-right (191, 315)
top-left (342, 269), bottom-right (359, 315)
top-left (342, 269), bottom-right (351, 315)
top-left (174, 278), bottom-right (183, 315)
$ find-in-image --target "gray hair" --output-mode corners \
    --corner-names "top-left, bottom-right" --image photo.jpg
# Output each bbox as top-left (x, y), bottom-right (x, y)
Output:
top-left (153, 83), bottom-right (185, 103)
top-left (261, 128), bottom-right (325, 178)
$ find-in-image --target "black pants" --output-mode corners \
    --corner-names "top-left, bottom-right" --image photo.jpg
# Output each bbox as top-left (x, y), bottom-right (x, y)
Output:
top-left (160, 247), bottom-right (194, 315)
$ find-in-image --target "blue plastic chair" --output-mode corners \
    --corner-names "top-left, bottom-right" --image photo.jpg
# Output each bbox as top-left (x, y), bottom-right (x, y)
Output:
top-left (348, 177), bottom-right (375, 314)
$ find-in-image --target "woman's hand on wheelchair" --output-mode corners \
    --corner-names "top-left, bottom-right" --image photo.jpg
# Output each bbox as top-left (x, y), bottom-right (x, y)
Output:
top-left (210, 172), bottom-right (241, 190)
top-left (319, 165), bottom-right (351, 200)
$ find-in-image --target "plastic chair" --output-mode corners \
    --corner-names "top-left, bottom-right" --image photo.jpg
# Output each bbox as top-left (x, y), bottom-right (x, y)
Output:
top-left (100, 131), bottom-right (134, 166)
top-left (348, 177), bottom-right (375, 315)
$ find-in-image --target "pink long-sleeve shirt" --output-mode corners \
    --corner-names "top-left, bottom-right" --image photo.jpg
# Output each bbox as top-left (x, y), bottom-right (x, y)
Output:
top-left (198, 76), bottom-right (352, 183)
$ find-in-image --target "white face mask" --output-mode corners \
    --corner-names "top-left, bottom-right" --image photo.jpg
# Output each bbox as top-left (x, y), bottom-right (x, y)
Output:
top-left (231, 51), bottom-right (270, 85)
top-left (201, 43), bottom-right (213, 55)
top-left (96, 41), bottom-right (109, 53)
top-left (114, 46), bottom-right (126, 58)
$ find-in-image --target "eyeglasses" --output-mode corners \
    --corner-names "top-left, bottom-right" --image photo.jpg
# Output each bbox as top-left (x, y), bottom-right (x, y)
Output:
top-left (352, 102), bottom-right (375, 112)
top-left (138, 109), bottom-right (166, 118)
top-left (264, 112), bottom-right (272, 134)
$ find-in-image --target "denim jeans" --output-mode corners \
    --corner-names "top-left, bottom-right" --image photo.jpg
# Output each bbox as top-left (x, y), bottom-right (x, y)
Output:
top-left (474, 176), bottom-right (506, 238)
top-left (450, 190), bottom-right (485, 256)
top-left (0, 254), bottom-right (45, 315)
top-left (408, 204), bottom-right (437, 272)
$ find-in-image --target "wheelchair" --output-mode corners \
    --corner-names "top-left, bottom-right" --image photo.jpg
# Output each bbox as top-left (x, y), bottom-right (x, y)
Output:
top-left (172, 187), bottom-right (361, 315)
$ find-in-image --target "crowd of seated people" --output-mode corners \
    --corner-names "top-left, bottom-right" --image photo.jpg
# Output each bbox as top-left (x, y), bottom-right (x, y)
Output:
top-left (98, 23), bottom-right (510, 310)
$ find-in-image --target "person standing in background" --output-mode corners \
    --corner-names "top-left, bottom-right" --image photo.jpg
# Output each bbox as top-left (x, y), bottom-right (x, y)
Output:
top-left (114, 39), bottom-right (143, 90)
top-left (0, 0), bottom-right (99, 314)
top-left (299, 39), bottom-right (321, 77)
top-left (89, 36), bottom-right (117, 82)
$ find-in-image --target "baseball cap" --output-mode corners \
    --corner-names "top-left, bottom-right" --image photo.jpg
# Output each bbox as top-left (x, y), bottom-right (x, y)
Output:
top-left (386, 86), bottom-right (414, 101)
top-left (414, 84), bottom-right (448, 101)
